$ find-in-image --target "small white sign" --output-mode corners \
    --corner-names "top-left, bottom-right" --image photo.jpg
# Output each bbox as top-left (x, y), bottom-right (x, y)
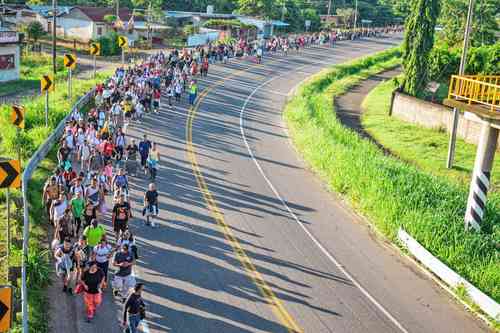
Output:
top-left (0, 31), bottom-right (18, 44)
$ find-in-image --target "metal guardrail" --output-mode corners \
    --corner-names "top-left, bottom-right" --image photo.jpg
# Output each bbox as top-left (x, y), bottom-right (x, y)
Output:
top-left (20, 88), bottom-right (95, 333)
top-left (448, 75), bottom-right (500, 113)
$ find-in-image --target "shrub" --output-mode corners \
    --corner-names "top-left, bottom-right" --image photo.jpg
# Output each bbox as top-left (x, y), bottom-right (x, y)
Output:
top-left (95, 31), bottom-right (120, 56)
top-left (428, 42), bottom-right (500, 81)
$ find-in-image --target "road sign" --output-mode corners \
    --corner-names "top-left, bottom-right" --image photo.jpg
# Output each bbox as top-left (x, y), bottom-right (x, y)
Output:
top-left (90, 42), bottom-right (100, 55)
top-left (63, 53), bottom-right (76, 69)
top-left (0, 286), bottom-right (12, 332)
top-left (40, 74), bottom-right (54, 93)
top-left (118, 36), bottom-right (128, 48)
top-left (0, 160), bottom-right (20, 189)
top-left (11, 105), bottom-right (24, 129)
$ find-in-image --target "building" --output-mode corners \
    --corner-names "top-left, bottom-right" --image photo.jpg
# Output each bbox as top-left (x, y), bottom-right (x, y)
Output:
top-left (54, 6), bottom-right (135, 42)
top-left (0, 28), bottom-right (20, 82)
top-left (320, 15), bottom-right (344, 27)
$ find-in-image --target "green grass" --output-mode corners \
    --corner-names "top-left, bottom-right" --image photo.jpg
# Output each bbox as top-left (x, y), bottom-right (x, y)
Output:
top-left (284, 48), bottom-right (500, 312)
top-left (0, 54), bottom-right (67, 97)
top-left (362, 77), bottom-right (500, 189)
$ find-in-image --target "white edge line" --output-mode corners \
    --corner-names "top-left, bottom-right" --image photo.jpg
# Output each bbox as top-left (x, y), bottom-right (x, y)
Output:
top-left (239, 65), bottom-right (410, 333)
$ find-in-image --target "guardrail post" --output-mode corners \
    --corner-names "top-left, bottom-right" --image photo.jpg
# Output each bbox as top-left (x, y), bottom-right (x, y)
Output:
top-left (465, 122), bottom-right (499, 231)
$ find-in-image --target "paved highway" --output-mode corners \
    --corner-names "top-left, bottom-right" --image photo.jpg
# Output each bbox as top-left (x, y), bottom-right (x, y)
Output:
top-left (119, 36), bottom-right (489, 332)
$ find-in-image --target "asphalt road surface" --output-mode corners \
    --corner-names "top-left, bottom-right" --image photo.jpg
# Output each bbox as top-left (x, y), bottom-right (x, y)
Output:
top-left (113, 36), bottom-right (489, 333)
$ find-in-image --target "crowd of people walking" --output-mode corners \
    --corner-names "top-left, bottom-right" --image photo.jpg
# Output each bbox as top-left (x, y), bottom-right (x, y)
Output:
top-left (42, 27), bottom-right (397, 331)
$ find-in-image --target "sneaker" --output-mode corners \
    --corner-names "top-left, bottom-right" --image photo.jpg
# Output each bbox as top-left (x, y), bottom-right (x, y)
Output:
top-left (86, 317), bottom-right (92, 323)
top-left (113, 289), bottom-right (119, 297)
top-left (151, 221), bottom-right (156, 227)
top-left (67, 288), bottom-right (73, 295)
top-left (62, 285), bottom-right (67, 293)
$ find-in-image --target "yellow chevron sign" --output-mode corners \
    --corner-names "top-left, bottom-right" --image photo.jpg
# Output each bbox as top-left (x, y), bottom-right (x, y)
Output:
top-left (0, 160), bottom-right (21, 189)
top-left (90, 42), bottom-right (100, 56)
top-left (63, 53), bottom-right (77, 69)
top-left (40, 74), bottom-right (54, 93)
top-left (11, 105), bottom-right (24, 129)
top-left (118, 36), bottom-right (128, 48)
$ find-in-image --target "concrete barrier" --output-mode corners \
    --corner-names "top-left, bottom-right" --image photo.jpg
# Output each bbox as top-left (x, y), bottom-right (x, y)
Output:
top-left (390, 92), bottom-right (500, 148)
top-left (398, 228), bottom-right (500, 322)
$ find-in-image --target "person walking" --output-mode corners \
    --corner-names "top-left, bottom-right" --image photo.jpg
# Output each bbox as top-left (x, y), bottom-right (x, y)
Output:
top-left (122, 283), bottom-right (146, 333)
top-left (112, 194), bottom-right (132, 241)
top-left (188, 80), bottom-right (198, 106)
top-left (146, 143), bottom-right (160, 181)
top-left (94, 235), bottom-right (113, 289)
top-left (126, 139), bottom-right (139, 177)
top-left (54, 237), bottom-right (76, 293)
top-left (83, 219), bottom-right (106, 248)
top-left (70, 191), bottom-right (85, 236)
top-left (112, 243), bottom-right (136, 302)
top-left (139, 135), bottom-right (152, 176)
top-left (143, 183), bottom-right (159, 227)
top-left (80, 261), bottom-right (105, 322)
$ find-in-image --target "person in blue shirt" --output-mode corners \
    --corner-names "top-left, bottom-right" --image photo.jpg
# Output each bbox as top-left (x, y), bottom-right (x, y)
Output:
top-left (138, 134), bottom-right (152, 176)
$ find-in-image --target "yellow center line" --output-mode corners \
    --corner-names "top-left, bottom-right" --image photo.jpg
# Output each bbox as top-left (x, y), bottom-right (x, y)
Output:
top-left (185, 60), bottom-right (303, 333)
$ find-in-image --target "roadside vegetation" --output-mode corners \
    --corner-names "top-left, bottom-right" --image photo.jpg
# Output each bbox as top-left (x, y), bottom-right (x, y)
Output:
top-left (362, 76), bottom-right (500, 188)
top-left (0, 54), bottom-right (65, 97)
top-left (284, 49), bottom-right (499, 309)
top-left (0, 66), bottom-right (112, 332)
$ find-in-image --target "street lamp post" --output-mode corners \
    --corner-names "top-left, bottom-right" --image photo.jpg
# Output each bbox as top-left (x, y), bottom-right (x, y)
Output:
top-left (446, 0), bottom-right (476, 169)
top-left (52, 0), bottom-right (57, 74)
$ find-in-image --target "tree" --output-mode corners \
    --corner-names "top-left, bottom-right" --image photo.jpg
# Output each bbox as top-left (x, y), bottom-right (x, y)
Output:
top-left (103, 14), bottom-right (117, 25)
top-left (401, 0), bottom-right (440, 97)
top-left (26, 21), bottom-right (45, 43)
top-left (336, 8), bottom-right (356, 27)
top-left (437, 0), bottom-right (499, 47)
top-left (237, 0), bottom-right (278, 19)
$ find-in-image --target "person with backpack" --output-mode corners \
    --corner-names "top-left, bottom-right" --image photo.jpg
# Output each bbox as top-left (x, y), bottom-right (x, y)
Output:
top-left (122, 283), bottom-right (146, 333)
top-left (54, 237), bottom-right (76, 294)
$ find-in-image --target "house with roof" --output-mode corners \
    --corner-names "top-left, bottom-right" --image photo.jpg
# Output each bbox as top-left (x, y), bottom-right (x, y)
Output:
top-left (53, 6), bottom-right (135, 42)
top-left (0, 27), bottom-right (20, 82)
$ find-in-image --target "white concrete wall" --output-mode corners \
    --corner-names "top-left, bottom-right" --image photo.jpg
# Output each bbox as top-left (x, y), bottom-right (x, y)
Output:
top-left (391, 92), bottom-right (492, 147)
top-left (0, 44), bottom-right (20, 82)
top-left (60, 17), bottom-right (93, 41)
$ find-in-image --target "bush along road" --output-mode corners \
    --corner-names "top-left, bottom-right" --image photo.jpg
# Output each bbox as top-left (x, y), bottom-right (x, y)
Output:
top-left (284, 48), bottom-right (499, 321)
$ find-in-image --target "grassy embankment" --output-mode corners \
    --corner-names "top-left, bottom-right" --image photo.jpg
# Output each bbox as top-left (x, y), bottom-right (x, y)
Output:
top-left (0, 59), bottom-right (112, 331)
top-left (0, 54), bottom-right (67, 97)
top-left (284, 48), bottom-right (499, 314)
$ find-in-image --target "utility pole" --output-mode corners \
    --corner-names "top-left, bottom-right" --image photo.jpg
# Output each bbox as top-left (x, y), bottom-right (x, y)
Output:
top-left (353, 0), bottom-right (358, 30)
top-left (446, 0), bottom-right (475, 169)
top-left (281, 0), bottom-right (286, 22)
top-left (52, 0), bottom-right (57, 74)
top-left (327, 0), bottom-right (332, 16)
top-left (116, 0), bottom-right (119, 18)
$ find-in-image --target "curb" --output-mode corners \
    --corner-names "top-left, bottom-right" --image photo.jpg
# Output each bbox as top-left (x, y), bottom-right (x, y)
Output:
top-left (398, 227), bottom-right (500, 323)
